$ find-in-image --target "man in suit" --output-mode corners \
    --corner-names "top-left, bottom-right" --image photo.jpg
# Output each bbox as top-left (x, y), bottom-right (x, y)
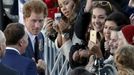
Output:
top-left (1, 23), bottom-right (38, 75)
top-left (22, 0), bottom-right (47, 74)
top-left (0, 30), bottom-right (19, 75)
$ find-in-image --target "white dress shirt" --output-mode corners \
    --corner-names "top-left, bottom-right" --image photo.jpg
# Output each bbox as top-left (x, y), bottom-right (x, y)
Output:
top-left (25, 28), bottom-right (36, 52)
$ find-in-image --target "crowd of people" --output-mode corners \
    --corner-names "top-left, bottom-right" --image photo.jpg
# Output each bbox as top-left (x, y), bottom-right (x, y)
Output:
top-left (0, 0), bottom-right (134, 75)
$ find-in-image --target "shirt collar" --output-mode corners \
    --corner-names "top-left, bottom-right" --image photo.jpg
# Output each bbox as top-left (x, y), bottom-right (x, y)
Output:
top-left (6, 47), bottom-right (20, 55)
top-left (25, 28), bottom-right (36, 42)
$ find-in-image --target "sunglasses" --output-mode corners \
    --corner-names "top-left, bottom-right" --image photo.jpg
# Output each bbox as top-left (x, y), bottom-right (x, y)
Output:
top-left (92, 1), bottom-right (112, 11)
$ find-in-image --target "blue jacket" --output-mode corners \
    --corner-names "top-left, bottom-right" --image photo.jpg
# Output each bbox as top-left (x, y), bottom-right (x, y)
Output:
top-left (23, 32), bottom-right (44, 60)
top-left (1, 49), bottom-right (38, 75)
top-left (0, 63), bottom-right (19, 75)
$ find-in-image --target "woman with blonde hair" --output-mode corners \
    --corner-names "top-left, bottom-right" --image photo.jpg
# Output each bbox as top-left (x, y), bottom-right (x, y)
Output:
top-left (114, 44), bottom-right (134, 75)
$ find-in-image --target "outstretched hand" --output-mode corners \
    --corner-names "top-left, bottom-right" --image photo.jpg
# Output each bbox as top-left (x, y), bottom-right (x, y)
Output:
top-left (84, 0), bottom-right (93, 12)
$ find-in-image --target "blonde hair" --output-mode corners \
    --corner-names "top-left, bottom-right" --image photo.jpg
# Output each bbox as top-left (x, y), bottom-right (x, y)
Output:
top-left (115, 44), bottom-right (134, 74)
top-left (92, 1), bottom-right (113, 15)
top-left (118, 68), bottom-right (134, 75)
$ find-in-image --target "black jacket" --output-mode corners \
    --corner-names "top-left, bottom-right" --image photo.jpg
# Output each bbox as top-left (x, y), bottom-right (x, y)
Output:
top-left (69, 4), bottom-right (91, 69)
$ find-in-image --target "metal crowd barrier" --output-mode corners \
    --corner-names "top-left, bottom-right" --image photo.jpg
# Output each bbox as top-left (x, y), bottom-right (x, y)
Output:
top-left (43, 33), bottom-right (70, 75)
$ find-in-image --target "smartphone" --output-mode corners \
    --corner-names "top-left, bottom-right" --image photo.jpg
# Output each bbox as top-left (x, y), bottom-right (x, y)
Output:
top-left (90, 30), bottom-right (97, 43)
top-left (54, 13), bottom-right (62, 24)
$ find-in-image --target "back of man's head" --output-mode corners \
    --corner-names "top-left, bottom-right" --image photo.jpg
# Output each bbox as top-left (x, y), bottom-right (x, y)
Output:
top-left (4, 23), bottom-right (25, 46)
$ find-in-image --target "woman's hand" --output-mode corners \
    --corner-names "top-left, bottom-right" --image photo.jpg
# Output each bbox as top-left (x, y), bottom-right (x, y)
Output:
top-left (84, 0), bottom-right (92, 12)
top-left (88, 41), bottom-right (103, 58)
top-left (73, 49), bottom-right (90, 62)
top-left (43, 17), bottom-right (53, 31)
top-left (43, 17), bottom-right (54, 35)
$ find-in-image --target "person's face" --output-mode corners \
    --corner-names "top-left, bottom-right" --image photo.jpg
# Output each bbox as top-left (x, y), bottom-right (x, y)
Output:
top-left (103, 21), bottom-right (117, 41)
top-left (24, 12), bottom-right (44, 35)
top-left (109, 31), bottom-right (118, 54)
top-left (117, 31), bottom-right (128, 48)
top-left (58, 0), bottom-right (75, 18)
top-left (92, 8), bottom-right (107, 32)
top-left (0, 34), bottom-right (6, 58)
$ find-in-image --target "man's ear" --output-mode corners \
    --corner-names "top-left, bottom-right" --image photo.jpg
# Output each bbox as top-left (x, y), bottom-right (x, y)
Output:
top-left (18, 39), bottom-right (23, 47)
top-left (23, 17), bottom-right (27, 23)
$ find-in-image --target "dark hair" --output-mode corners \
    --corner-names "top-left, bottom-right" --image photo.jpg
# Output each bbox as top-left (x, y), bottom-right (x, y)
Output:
top-left (69, 67), bottom-right (95, 75)
top-left (106, 11), bottom-right (130, 27)
top-left (113, 25), bottom-right (125, 31)
top-left (4, 23), bottom-right (25, 45)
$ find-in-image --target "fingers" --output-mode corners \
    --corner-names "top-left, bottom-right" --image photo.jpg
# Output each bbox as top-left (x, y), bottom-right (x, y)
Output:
top-left (72, 51), bottom-right (80, 61)
top-left (129, 13), bottom-right (134, 25)
top-left (88, 41), bottom-right (95, 50)
top-left (53, 23), bottom-right (60, 33)
top-left (128, 0), bottom-right (134, 7)
top-left (88, 40), bottom-right (102, 56)
top-left (43, 18), bottom-right (54, 30)
top-left (37, 59), bottom-right (46, 71)
top-left (43, 18), bottom-right (55, 36)
top-left (79, 50), bottom-right (89, 58)
top-left (104, 41), bottom-right (110, 51)
top-left (32, 57), bottom-right (35, 62)
top-left (84, 0), bottom-right (93, 12)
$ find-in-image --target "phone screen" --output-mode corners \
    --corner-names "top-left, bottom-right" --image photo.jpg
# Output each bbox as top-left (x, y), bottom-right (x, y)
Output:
top-left (90, 30), bottom-right (97, 43)
top-left (54, 13), bottom-right (62, 24)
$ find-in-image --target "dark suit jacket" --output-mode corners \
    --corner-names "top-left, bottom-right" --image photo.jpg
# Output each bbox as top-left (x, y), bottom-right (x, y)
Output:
top-left (23, 32), bottom-right (44, 60)
top-left (1, 49), bottom-right (38, 75)
top-left (0, 63), bottom-right (19, 75)
top-left (69, 5), bottom-right (91, 69)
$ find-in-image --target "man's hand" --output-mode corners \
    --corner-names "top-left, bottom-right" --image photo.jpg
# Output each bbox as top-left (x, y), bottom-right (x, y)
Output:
top-left (36, 59), bottom-right (46, 72)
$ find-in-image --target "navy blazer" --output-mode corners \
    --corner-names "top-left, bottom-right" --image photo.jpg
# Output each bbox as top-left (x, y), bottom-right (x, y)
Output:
top-left (1, 49), bottom-right (38, 75)
top-left (0, 63), bottom-right (19, 75)
top-left (23, 32), bottom-right (44, 60)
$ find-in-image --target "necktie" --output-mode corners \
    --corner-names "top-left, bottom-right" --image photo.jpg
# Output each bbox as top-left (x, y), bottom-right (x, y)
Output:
top-left (34, 36), bottom-right (39, 62)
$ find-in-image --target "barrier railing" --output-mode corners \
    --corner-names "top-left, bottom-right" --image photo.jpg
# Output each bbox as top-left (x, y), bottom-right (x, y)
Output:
top-left (43, 33), bottom-right (70, 75)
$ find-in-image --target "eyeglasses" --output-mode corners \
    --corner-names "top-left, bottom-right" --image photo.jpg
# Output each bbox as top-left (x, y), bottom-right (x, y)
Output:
top-left (92, 1), bottom-right (112, 11)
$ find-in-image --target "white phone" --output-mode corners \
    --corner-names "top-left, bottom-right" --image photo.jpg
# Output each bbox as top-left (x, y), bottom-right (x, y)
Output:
top-left (90, 30), bottom-right (97, 43)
